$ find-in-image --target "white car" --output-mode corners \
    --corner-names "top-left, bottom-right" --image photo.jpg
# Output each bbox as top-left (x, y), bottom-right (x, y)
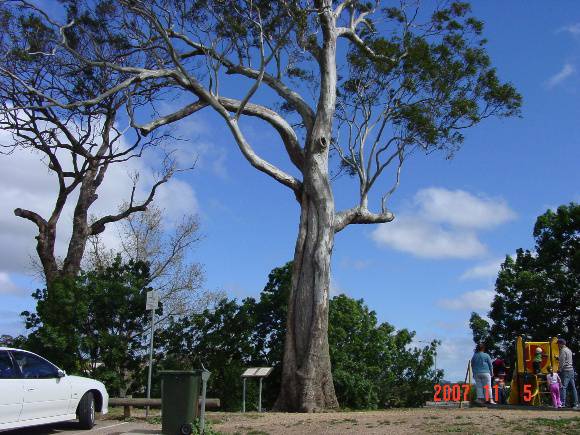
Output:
top-left (0, 347), bottom-right (108, 431)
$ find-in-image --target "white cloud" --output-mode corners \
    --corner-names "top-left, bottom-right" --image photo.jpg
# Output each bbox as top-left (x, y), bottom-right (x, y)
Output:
top-left (460, 258), bottom-right (503, 280)
top-left (437, 289), bottom-right (494, 311)
top-left (172, 140), bottom-right (229, 180)
top-left (436, 336), bottom-right (477, 381)
top-left (415, 188), bottom-right (516, 229)
top-left (546, 63), bottom-right (576, 89)
top-left (373, 217), bottom-right (486, 259)
top-left (411, 333), bottom-right (476, 381)
top-left (558, 23), bottom-right (580, 36)
top-left (433, 320), bottom-right (468, 332)
top-left (0, 123), bottom-right (199, 275)
top-left (0, 272), bottom-right (27, 296)
top-left (340, 257), bottom-right (372, 270)
top-left (371, 187), bottom-right (515, 259)
top-left (155, 101), bottom-right (229, 179)
top-left (330, 277), bottom-right (345, 297)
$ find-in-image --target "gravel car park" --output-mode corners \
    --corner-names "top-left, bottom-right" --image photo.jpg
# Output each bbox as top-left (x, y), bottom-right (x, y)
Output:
top-left (0, 348), bottom-right (108, 432)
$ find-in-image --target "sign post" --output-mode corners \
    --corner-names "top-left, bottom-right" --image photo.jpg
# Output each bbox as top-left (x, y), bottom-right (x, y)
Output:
top-left (145, 290), bottom-right (159, 418)
top-left (199, 369), bottom-right (211, 434)
top-left (241, 367), bottom-right (273, 413)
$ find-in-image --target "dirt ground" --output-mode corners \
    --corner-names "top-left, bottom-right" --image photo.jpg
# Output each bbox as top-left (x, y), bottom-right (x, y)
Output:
top-left (97, 407), bottom-right (580, 434)
top-left (5, 407), bottom-right (578, 434)
top-left (206, 408), bottom-right (580, 435)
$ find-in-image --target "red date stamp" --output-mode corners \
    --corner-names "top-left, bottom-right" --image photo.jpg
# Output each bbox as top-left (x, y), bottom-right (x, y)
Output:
top-left (434, 383), bottom-right (533, 402)
top-left (522, 384), bottom-right (533, 402)
top-left (433, 384), bottom-right (471, 402)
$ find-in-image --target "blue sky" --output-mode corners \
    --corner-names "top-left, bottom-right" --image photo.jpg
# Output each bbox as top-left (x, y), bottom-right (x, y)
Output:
top-left (1, 1), bottom-right (579, 381)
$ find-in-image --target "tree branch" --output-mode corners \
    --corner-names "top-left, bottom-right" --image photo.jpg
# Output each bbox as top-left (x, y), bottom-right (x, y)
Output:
top-left (219, 98), bottom-right (304, 171)
top-left (166, 29), bottom-right (316, 131)
top-left (333, 206), bottom-right (394, 233)
top-left (89, 174), bottom-right (170, 236)
top-left (337, 28), bottom-right (407, 64)
top-left (0, 66), bottom-right (176, 112)
top-left (14, 208), bottom-right (48, 231)
top-left (226, 116), bottom-right (302, 193)
top-left (133, 97), bottom-right (305, 172)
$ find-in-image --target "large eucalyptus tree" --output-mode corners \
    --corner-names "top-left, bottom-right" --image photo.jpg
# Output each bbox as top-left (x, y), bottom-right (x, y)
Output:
top-left (0, 0), bottom-right (520, 411)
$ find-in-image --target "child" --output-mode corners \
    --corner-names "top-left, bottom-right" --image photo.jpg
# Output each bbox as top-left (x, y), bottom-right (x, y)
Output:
top-left (494, 375), bottom-right (507, 404)
top-left (533, 347), bottom-right (543, 374)
top-left (546, 366), bottom-right (562, 408)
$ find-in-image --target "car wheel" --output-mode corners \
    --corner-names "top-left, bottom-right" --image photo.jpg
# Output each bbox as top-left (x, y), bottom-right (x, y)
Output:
top-left (77, 391), bottom-right (95, 429)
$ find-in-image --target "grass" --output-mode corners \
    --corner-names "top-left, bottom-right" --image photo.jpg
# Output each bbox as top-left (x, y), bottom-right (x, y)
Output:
top-left (146, 416), bottom-right (162, 424)
top-left (377, 419), bottom-right (392, 425)
top-left (107, 405), bottom-right (161, 421)
top-left (283, 420), bottom-right (309, 428)
top-left (491, 416), bottom-right (580, 434)
top-left (329, 417), bottom-right (358, 425)
top-left (525, 417), bottom-right (580, 434)
top-left (530, 416), bottom-right (580, 428)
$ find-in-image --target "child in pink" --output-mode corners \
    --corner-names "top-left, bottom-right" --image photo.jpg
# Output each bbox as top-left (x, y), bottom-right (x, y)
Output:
top-left (546, 366), bottom-right (562, 408)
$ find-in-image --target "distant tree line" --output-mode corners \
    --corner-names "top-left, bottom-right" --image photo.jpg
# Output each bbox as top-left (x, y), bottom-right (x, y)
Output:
top-left (9, 262), bottom-right (440, 410)
top-left (470, 203), bottom-right (579, 374)
top-left (159, 262), bottom-right (441, 410)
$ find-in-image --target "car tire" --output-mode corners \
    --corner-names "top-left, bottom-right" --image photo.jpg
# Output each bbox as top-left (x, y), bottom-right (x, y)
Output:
top-left (77, 391), bottom-right (96, 429)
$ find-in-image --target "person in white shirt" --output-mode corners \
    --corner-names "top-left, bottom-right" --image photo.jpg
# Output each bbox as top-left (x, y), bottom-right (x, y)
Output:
top-left (546, 366), bottom-right (562, 408)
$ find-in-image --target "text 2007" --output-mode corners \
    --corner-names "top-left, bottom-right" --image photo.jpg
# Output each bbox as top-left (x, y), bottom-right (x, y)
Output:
top-left (433, 384), bottom-right (470, 402)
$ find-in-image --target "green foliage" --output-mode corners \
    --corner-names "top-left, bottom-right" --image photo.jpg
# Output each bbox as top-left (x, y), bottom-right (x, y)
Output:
top-left (329, 295), bottom-right (387, 408)
top-left (18, 259), bottom-right (439, 409)
top-left (469, 203), bottom-right (580, 372)
top-left (342, 0), bottom-right (521, 162)
top-left (159, 297), bottom-right (259, 410)
top-left (376, 328), bottom-right (441, 408)
top-left (468, 312), bottom-right (492, 352)
top-left (250, 262), bottom-right (292, 406)
top-left (161, 262), bottom-right (440, 410)
top-left (192, 420), bottom-right (219, 435)
top-left (20, 256), bottom-right (155, 396)
top-left (0, 334), bottom-right (27, 348)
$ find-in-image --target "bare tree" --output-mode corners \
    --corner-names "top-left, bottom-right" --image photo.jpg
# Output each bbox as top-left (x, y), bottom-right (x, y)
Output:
top-left (0, 7), bottom-right (176, 286)
top-left (0, 0), bottom-right (521, 411)
top-left (86, 205), bottom-right (221, 321)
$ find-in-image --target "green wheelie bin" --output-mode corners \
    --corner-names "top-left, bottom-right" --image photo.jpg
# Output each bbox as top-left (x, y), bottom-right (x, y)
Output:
top-left (160, 370), bottom-right (202, 435)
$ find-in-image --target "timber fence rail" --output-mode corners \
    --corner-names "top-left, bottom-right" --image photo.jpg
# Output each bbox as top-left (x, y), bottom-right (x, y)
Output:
top-left (109, 397), bottom-right (221, 418)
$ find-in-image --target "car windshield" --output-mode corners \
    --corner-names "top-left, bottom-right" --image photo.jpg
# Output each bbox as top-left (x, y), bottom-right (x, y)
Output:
top-left (12, 351), bottom-right (58, 379)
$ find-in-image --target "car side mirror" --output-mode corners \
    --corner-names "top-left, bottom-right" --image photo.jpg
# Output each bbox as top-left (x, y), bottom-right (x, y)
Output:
top-left (57, 369), bottom-right (66, 378)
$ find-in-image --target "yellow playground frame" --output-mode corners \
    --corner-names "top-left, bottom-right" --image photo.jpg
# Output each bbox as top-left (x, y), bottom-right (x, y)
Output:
top-left (507, 336), bottom-right (560, 406)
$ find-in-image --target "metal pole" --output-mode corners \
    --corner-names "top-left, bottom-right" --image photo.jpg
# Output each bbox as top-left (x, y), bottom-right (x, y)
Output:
top-left (200, 371), bottom-right (210, 434)
top-left (146, 308), bottom-right (155, 418)
top-left (469, 360), bottom-right (472, 386)
top-left (258, 378), bottom-right (262, 413)
top-left (242, 378), bottom-right (246, 413)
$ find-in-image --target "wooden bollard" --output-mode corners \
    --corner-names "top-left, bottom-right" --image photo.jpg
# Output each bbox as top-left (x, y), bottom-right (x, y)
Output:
top-left (124, 395), bottom-right (133, 418)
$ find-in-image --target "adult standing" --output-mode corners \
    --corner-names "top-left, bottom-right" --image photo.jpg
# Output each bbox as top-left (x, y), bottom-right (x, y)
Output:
top-left (557, 338), bottom-right (579, 409)
top-left (472, 343), bottom-right (495, 404)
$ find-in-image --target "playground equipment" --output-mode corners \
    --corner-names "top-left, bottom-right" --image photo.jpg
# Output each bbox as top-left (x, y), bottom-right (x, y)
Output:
top-left (507, 336), bottom-right (560, 406)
